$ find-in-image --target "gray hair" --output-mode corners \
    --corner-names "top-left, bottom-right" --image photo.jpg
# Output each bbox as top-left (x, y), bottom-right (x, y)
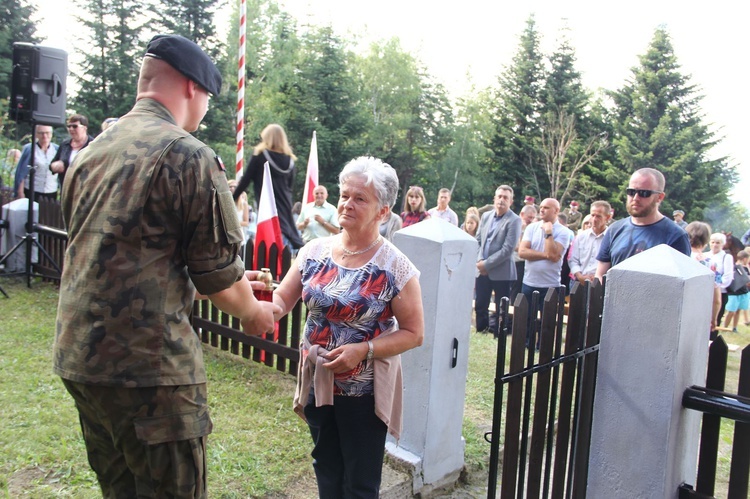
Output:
top-left (496, 184), bottom-right (514, 198)
top-left (339, 156), bottom-right (399, 209)
top-left (710, 232), bottom-right (726, 245)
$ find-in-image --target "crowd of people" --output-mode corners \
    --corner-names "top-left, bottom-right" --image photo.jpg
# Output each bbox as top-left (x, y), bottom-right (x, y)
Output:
top-left (5, 32), bottom-right (750, 499)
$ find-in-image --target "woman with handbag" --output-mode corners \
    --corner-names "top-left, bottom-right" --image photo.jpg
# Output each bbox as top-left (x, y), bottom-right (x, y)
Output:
top-left (703, 232), bottom-right (734, 328)
top-left (686, 222), bottom-right (721, 334)
top-left (723, 250), bottom-right (750, 332)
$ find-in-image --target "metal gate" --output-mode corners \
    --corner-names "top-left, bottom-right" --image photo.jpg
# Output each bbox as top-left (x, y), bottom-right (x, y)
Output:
top-left (485, 280), bottom-right (604, 498)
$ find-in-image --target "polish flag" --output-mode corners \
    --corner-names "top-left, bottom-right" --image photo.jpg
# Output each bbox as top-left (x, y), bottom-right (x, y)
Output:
top-left (254, 161), bottom-right (284, 273)
top-left (301, 131), bottom-right (319, 205)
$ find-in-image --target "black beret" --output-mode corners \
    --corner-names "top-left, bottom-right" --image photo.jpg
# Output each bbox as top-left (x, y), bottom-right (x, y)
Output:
top-left (145, 34), bottom-right (222, 96)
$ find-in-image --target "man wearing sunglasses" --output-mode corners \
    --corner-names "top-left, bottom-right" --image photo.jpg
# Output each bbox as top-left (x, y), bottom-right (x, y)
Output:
top-left (595, 168), bottom-right (690, 280)
top-left (49, 114), bottom-right (94, 190)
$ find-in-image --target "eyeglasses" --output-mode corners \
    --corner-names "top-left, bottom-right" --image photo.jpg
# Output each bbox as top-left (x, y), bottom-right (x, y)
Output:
top-left (626, 188), bottom-right (663, 198)
top-left (409, 185), bottom-right (423, 193)
top-left (67, 124), bottom-right (79, 129)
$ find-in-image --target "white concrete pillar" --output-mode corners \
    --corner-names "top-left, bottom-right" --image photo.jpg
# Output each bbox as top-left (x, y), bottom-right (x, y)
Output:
top-left (387, 219), bottom-right (478, 495)
top-left (587, 244), bottom-right (714, 498)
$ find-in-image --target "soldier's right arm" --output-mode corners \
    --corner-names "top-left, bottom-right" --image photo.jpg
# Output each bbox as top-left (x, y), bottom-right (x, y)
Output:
top-left (208, 277), bottom-right (280, 336)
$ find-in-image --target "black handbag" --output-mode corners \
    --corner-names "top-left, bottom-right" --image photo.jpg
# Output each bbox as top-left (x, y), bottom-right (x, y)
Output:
top-left (727, 264), bottom-right (750, 295)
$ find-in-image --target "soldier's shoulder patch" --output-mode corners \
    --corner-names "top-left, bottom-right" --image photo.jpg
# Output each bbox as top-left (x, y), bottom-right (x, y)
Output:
top-left (214, 155), bottom-right (225, 172)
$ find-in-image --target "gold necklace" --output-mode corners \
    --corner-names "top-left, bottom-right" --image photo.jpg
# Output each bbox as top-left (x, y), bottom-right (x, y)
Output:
top-left (341, 236), bottom-right (382, 259)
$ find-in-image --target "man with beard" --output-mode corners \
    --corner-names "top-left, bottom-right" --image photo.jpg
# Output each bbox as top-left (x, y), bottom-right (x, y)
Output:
top-left (595, 168), bottom-right (690, 280)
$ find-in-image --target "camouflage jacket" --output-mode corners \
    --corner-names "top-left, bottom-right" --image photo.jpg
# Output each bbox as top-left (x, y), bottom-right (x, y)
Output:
top-left (53, 98), bottom-right (244, 387)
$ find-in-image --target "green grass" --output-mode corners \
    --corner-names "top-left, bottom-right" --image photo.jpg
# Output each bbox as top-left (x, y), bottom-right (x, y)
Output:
top-left (0, 278), bottom-right (311, 497)
top-left (1, 277), bottom-right (747, 496)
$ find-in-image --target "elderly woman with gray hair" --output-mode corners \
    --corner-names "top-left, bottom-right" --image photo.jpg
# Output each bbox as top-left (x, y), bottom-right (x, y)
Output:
top-left (273, 156), bottom-right (425, 497)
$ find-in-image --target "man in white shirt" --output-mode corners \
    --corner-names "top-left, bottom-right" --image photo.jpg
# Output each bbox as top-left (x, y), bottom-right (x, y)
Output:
top-left (569, 200), bottom-right (611, 286)
top-left (427, 188), bottom-right (458, 225)
top-left (296, 185), bottom-right (340, 243)
top-left (14, 125), bottom-right (59, 201)
top-left (519, 198), bottom-right (572, 304)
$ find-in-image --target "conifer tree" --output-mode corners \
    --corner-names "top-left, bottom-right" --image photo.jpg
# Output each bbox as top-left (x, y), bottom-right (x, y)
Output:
top-left (609, 27), bottom-right (735, 220)
top-left (284, 25), bottom-right (367, 189)
top-left (539, 26), bottom-right (608, 203)
top-left (0, 0), bottom-right (39, 101)
top-left (150, 0), bottom-right (222, 57)
top-left (489, 15), bottom-right (547, 198)
top-left (72, 0), bottom-right (143, 131)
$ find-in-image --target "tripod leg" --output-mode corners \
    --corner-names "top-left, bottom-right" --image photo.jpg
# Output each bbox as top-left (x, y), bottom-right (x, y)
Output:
top-left (30, 236), bottom-right (62, 274)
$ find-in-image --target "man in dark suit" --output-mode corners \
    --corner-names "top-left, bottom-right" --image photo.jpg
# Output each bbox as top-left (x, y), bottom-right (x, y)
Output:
top-left (475, 185), bottom-right (523, 334)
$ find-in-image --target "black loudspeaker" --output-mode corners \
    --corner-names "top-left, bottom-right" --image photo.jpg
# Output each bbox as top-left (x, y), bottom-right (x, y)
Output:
top-left (9, 42), bottom-right (68, 126)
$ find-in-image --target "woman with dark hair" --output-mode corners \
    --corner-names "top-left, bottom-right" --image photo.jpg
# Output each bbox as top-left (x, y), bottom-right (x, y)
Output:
top-left (50, 114), bottom-right (94, 188)
top-left (233, 124), bottom-right (304, 250)
top-left (686, 221), bottom-right (720, 333)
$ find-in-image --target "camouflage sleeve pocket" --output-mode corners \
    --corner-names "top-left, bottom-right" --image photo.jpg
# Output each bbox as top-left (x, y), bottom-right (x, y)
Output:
top-left (212, 178), bottom-right (244, 245)
top-left (134, 407), bottom-right (213, 445)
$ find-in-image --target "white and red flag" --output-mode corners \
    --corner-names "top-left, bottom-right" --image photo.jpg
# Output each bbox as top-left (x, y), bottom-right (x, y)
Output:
top-left (301, 131), bottom-right (319, 205)
top-left (254, 161), bottom-right (284, 273)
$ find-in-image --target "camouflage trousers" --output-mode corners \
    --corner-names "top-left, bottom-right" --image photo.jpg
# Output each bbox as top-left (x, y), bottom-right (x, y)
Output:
top-left (61, 379), bottom-right (213, 498)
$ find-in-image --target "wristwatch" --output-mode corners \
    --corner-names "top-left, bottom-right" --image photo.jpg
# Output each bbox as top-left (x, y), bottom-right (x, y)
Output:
top-left (367, 340), bottom-right (374, 360)
top-left (544, 232), bottom-right (553, 239)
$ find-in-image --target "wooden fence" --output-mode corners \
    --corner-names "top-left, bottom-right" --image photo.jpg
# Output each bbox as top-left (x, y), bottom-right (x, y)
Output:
top-left (5, 197), bottom-right (750, 496)
top-left (0, 195), bottom-right (304, 374)
top-left (191, 241), bottom-right (305, 375)
top-left (486, 280), bottom-right (603, 499)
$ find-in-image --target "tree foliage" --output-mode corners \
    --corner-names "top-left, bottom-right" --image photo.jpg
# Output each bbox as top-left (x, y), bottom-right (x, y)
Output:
top-left (540, 109), bottom-right (607, 203)
top-left (354, 38), bottom-right (454, 206)
top-left (284, 25), bottom-right (367, 190)
top-left (71, 0), bottom-right (143, 131)
top-left (0, 0), bottom-right (40, 101)
top-left (489, 15), bottom-right (547, 199)
top-left (609, 27), bottom-right (736, 221)
top-left (1, 0), bottom-right (40, 141)
top-left (149, 0), bottom-right (223, 57)
top-left (43, 3), bottom-right (739, 228)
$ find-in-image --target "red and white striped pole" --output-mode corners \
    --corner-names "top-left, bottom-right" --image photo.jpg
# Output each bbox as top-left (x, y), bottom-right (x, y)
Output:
top-left (235, 0), bottom-right (246, 178)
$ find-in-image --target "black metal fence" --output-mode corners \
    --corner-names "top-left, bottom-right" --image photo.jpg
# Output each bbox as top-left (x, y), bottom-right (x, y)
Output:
top-left (680, 337), bottom-right (750, 499)
top-left (486, 280), bottom-right (604, 499)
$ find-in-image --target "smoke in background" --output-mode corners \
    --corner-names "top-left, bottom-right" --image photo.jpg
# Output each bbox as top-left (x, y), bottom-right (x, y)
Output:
top-left (703, 201), bottom-right (750, 237)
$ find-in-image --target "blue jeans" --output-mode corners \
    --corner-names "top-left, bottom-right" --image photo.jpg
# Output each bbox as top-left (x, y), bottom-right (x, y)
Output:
top-left (304, 393), bottom-right (387, 498)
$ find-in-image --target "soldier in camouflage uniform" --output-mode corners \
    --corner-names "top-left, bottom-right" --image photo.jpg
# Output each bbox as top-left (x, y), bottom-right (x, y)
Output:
top-left (53, 35), bottom-right (279, 498)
